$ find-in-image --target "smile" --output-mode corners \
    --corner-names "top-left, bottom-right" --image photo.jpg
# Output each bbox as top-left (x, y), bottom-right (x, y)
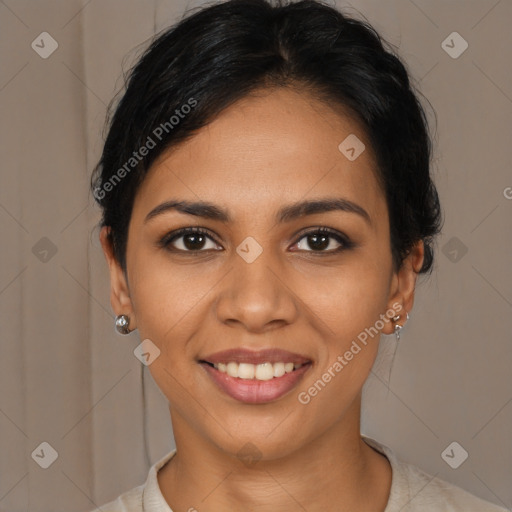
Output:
top-left (199, 348), bottom-right (312, 404)
top-left (211, 361), bottom-right (305, 380)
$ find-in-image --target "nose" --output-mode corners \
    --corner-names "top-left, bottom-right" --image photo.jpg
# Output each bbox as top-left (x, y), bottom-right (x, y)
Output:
top-left (214, 246), bottom-right (299, 333)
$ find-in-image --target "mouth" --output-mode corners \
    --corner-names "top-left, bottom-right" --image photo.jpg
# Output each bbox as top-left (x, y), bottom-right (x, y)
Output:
top-left (200, 360), bottom-right (308, 380)
top-left (198, 348), bottom-right (312, 404)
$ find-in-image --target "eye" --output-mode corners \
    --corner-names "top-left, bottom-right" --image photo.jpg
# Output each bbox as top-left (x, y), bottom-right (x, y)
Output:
top-left (292, 227), bottom-right (353, 254)
top-left (159, 227), bottom-right (221, 253)
top-left (159, 226), bottom-right (354, 255)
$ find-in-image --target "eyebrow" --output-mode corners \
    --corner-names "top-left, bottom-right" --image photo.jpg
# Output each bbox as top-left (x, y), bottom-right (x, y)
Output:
top-left (144, 197), bottom-right (371, 226)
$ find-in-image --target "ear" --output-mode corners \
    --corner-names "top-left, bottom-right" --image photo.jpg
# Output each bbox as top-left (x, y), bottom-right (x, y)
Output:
top-left (99, 226), bottom-right (137, 331)
top-left (381, 240), bottom-right (424, 335)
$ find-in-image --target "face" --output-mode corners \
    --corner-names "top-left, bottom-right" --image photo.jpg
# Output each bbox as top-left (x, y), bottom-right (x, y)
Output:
top-left (101, 86), bottom-right (423, 461)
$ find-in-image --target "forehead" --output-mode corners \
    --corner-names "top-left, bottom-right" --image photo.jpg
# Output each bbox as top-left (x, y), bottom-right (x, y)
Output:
top-left (132, 86), bottom-right (386, 226)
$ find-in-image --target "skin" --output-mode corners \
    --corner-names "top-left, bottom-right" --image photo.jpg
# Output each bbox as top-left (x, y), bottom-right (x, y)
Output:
top-left (100, 85), bottom-right (424, 512)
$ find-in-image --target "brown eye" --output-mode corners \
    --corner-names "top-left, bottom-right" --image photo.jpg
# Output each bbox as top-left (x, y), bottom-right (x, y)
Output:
top-left (293, 228), bottom-right (353, 254)
top-left (160, 227), bottom-right (221, 252)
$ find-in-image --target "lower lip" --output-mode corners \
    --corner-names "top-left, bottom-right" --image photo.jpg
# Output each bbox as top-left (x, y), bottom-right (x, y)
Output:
top-left (200, 363), bottom-right (311, 404)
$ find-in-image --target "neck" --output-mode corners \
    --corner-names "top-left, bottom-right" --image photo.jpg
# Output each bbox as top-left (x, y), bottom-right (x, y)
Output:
top-left (157, 397), bottom-right (391, 512)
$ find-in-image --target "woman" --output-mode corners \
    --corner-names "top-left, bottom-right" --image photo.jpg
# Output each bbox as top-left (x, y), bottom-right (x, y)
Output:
top-left (90, 0), bottom-right (507, 510)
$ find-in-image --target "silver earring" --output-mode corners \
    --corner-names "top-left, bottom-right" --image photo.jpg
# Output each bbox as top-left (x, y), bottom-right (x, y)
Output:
top-left (115, 314), bottom-right (131, 335)
top-left (392, 312), bottom-right (409, 341)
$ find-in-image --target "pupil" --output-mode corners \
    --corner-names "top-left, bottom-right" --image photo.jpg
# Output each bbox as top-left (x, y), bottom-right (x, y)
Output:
top-left (309, 234), bottom-right (328, 250)
top-left (184, 234), bottom-right (205, 250)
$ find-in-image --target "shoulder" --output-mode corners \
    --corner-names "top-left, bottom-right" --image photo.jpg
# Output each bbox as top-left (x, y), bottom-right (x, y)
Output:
top-left (89, 484), bottom-right (144, 512)
top-left (89, 448), bottom-right (177, 512)
top-left (394, 460), bottom-right (508, 511)
top-left (362, 436), bottom-right (508, 512)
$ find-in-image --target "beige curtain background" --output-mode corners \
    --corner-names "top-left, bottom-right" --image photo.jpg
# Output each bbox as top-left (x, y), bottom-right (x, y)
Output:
top-left (0, 0), bottom-right (510, 510)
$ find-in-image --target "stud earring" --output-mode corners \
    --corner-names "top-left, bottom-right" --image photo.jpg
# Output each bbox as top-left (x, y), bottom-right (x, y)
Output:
top-left (392, 312), bottom-right (409, 341)
top-left (115, 314), bottom-right (131, 335)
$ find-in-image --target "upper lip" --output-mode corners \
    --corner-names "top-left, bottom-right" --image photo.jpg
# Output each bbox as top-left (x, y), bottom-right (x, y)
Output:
top-left (201, 348), bottom-right (311, 365)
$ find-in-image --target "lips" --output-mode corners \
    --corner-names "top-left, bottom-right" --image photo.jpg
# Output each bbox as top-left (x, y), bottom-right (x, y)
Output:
top-left (201, 348), bottom-right (311, 365)
top-left (199, 348), bottom-right (312, 404)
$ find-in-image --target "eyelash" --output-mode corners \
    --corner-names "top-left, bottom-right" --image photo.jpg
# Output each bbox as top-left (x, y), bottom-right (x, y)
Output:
top-left (158, 226), bottom-right (354, 255)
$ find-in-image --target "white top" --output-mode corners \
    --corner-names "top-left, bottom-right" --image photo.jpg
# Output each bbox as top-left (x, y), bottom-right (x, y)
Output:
top-left (94, 436), bottom-right (508, 511)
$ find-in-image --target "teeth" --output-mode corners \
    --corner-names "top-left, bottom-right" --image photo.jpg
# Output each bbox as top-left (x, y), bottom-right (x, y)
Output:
top-left (273, 362), bottom-right (285, 377)
top-left (226, 362), bottom-right (238, 378)
top-left (255, 362), bottom-right (274, 380)
top-left (238, 363), bottom-right (255, 379)
top-left (212, 361), bottom-right (306, 380)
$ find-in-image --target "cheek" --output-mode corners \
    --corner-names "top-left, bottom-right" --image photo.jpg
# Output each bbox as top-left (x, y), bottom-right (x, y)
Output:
top-left (128, 252), bottom-right (218, 354)
top-left (296, 254), bottom-right (391, 337)
top-left (294, 255), bottom-right (392, 395)
top-left (292, 269), bottom-right (390, 426)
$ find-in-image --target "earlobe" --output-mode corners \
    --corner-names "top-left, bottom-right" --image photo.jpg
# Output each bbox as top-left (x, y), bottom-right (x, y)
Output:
top-left (99, 226), bottom-right (137, 331)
